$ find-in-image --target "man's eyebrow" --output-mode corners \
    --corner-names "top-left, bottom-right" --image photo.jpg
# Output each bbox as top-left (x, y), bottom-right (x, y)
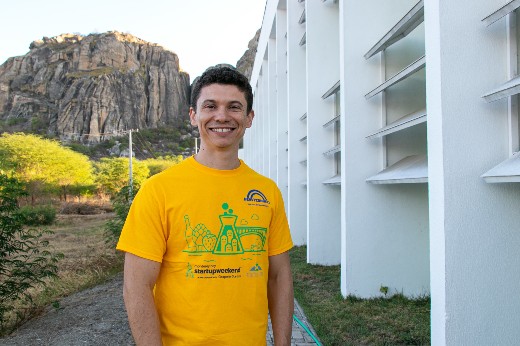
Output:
top-left (200, 99), bottom-right (244, 107)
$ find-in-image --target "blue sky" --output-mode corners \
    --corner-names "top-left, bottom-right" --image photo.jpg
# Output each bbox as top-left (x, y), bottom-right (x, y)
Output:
top-left (0, 0), bottom-right (266, 80)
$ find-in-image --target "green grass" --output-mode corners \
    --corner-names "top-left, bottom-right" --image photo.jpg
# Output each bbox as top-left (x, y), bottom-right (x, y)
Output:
top-left (289, 246), bottom-right (430, 346)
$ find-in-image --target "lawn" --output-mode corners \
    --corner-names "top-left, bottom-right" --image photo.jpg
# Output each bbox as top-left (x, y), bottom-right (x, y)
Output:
top-left (289, 245), bottom-right (430, 346)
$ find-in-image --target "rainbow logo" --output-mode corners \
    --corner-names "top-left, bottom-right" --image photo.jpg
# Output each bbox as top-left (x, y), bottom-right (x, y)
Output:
top-left (244, 189), bottom-right (270, 204)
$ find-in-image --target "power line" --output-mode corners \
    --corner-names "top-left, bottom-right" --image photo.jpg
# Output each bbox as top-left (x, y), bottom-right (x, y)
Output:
top-left (130, 137), bottom-right (148, 159)
top-left (61, 129), bottom-right (192, 157)
top-left (134, 131), bottom-right (158, 159)
top-left (60, 129), bottom-right (137, 139)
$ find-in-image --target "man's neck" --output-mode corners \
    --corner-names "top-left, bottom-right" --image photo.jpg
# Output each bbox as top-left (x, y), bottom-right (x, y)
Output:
top-left (194, 149), bottom-right (241, 170)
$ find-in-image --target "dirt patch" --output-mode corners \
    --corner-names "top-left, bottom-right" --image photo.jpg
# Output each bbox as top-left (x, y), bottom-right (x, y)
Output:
top-left (0, 274), bottom-right (134, 346)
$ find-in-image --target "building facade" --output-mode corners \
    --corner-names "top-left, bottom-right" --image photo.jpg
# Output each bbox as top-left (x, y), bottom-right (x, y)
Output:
top-left (240, 0), bottom-right (520, 345)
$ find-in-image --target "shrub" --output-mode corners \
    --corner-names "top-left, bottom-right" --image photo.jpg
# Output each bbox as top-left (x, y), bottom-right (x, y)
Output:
top-left (94, 157), bottom-right (149, 197)
top-left (142, 155), bottom-right (183, 176)
top-left (6, 117), bottom-right (27, 126)
top-left (17, 205), bottom-right (57, 226)
top-left (104, 185), bottom-right (137, 247)
top-left (0, 174), bottom-right (62, 331)
top-left (60, 201), bottom-right (113, 215)
top-left (0, 133), bottom-right (95, 203)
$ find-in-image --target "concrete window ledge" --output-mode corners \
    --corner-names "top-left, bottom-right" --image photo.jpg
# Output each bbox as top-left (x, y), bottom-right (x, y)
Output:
top-left (366, 154), bottom-right (428, 184)
top-left (481, 151), bottom-right (520, 183)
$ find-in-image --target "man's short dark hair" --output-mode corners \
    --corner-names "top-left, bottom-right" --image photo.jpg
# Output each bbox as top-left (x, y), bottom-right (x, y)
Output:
top-left (191, 65), bottom-right (253, 114)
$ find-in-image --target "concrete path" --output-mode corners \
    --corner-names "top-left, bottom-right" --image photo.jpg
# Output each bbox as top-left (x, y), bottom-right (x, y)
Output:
top-left (267, 300), bottom-right (321, 346)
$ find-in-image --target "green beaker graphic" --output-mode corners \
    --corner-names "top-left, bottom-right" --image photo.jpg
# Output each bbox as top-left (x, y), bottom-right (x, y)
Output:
top-left (213, 213), bottom-right (244, 255)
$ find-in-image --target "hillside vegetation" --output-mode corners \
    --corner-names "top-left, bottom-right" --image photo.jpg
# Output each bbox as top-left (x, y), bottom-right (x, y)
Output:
top-left (0, 132), bottom-right (186, 203)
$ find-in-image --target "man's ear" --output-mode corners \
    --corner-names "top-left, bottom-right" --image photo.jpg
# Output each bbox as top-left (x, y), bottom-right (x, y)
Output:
top-left (189, 107), bottom-right (198, 126)
top-left (246, 110), bottom-right (255, 128)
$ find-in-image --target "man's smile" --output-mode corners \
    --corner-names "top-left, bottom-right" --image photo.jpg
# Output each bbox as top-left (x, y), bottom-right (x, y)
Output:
top-left (210, 127), bottom-right (235, 133)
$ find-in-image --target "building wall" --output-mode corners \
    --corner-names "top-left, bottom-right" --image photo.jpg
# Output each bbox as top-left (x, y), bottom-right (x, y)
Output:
top-left (305, 0), bottom-right (341, 264)
top-left (426, 0), bottom-right (520, 344)
top-left (340, 0), bottom-right (430, 297)
top-left (286, 0), bottom-right (307, 246)
top-left (268, 37), bottom-right (277, 180)
top-left (276, 8), bottom-right (289, 205)
top-left (244, 0), bottom-right (520, 344)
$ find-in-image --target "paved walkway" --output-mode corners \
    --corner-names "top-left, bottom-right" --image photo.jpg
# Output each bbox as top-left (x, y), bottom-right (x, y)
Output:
top-left (268, 300), bottom-right (321, 346)
top-left (1, 273), bottom-right (321, 345)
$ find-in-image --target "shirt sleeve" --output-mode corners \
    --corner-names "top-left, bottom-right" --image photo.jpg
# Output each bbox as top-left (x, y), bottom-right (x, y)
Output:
top-left (267, 184), bottom-right (293, 257)
top-left (116, 179), bottom-right (167, 263)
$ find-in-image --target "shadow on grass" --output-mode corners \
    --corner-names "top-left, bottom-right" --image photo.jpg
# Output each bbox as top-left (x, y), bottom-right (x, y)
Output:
top-left (290, 246), bottom-right (430, 346)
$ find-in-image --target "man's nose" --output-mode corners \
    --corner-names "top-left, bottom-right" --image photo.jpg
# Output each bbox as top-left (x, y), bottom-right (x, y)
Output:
top-left (213, 107), bottom-right (229, 121)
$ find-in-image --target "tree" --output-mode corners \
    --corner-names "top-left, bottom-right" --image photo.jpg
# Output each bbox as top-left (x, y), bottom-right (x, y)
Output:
top-left (0, 173), bottom-right (62, 331)
top-left (104, 185), bottom-right (137, 247)
top-left (94, 157), bottom-right (149, 196)
top-left (142, 155), bottom-right (184, 176)
top-left (102, 155), bottom-right (184, 246)
top-left (50, 145), bottom-right (95, 201)
top-left (0, 133), bottom-right (94, 202)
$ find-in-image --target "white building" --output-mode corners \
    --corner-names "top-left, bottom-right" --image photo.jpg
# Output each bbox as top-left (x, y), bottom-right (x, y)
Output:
top-left (241, 0), bottom-right (520, 345)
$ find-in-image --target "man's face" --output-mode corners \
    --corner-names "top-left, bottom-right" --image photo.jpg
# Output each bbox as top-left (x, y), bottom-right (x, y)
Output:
top-left (190, 83), bottom-right (254, 153)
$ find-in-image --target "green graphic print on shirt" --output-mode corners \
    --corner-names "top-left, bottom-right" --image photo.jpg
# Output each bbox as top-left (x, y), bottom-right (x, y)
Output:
top-left (183, 202), bottom-right (267, 255)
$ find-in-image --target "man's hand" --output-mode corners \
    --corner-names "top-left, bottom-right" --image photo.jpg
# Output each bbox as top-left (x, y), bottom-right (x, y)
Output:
top-left (268, 251), bottom-right (294, 346)
top-left (123, 252), bottom-right (162, 346)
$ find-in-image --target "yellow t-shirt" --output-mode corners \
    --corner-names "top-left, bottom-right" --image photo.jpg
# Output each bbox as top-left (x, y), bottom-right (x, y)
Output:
top-left (117, 156), bottom-right (293, 345)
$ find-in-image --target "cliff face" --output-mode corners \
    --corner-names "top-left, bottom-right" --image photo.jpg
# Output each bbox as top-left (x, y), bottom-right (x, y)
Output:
top-left (0, 32), bottom-right (190, 142)
top-left (236, 29), bottom-right (260, 81)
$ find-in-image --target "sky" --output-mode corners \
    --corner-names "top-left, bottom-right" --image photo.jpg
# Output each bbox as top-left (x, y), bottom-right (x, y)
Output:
top-left (0, 0), bottom-right (266, 80)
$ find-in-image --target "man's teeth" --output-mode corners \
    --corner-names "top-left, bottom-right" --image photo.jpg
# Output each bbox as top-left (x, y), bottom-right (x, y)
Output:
top-left (212, 128), bottom-right (232, 133)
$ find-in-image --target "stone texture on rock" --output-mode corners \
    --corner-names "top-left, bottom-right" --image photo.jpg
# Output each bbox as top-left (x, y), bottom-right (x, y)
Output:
top-left (0, 32), bottom-right (190, 142)
top-left (236, 29), bottom-right (260, 81)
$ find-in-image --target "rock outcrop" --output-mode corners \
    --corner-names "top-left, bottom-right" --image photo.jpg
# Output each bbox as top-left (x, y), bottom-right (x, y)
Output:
top-left (236, 29), bottom-right (260, 81)
top-left (0, 32), bottom-right (190, 142)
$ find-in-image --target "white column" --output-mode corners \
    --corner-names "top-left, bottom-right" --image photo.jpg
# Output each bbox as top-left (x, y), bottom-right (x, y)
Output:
top-left (286, 0), bottom-right (308, 245)
top-left (276, 8), bottom-right (289, 207)
top-left (426, 0), bottom-right (520, 344)
top-left (341, 0), bottom-right (430, 297)
top-left (339, 0), bottom-right (348, 298)
top-left (261, 59), bottom-right (269, 176)
top-left (268, 37), bottom-right (278, 180)
top-left (305, 0), bottom-right (341, 264)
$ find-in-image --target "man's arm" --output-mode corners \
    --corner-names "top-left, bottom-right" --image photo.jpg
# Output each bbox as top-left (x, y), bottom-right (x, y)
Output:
top-left (268, 251), bottom-right (294, 346)
top-left (123, 252), bottom-right (162, 346)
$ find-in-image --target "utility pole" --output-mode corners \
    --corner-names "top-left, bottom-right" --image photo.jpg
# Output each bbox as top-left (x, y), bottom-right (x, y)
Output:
top-left (126, 128), bottom-right (139, 201)
top-left (129, 129), bottom-right (133, 200)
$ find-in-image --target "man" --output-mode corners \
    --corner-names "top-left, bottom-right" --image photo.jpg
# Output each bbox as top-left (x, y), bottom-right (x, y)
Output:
top-left (117, 65), bottom-right (294, 345)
